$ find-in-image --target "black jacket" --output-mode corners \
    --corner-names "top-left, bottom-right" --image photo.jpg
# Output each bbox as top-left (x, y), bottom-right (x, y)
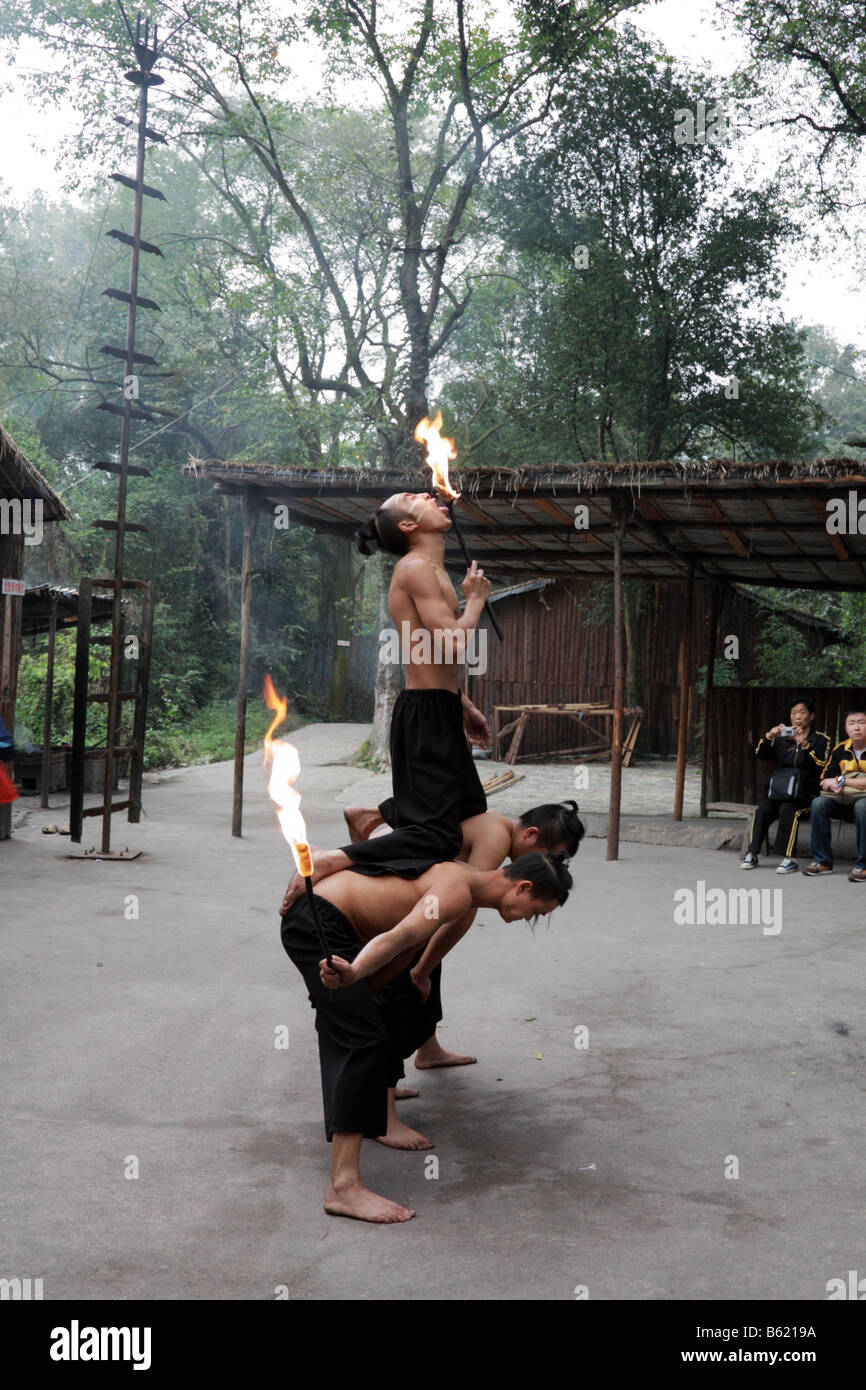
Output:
top-left (754, 728), bottom-right (830, 800)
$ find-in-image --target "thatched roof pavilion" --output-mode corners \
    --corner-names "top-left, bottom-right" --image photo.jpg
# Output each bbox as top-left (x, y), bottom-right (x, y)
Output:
top-left (183, 455), bottom-right (866, 856)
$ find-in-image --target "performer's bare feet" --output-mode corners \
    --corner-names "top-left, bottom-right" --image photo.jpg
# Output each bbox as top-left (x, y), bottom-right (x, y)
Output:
top-left (395, 1085), bottom-right (420, 1100)
top-left (324, 1179), bottom-right (415, 1223)
top-left (343, 806), bottom-right (384, 843)
top-left (280, 849), bottom-right (352, 915)
top-left (415, 1034), bottom-right (477, 1069)
top-left (377, 1088), bottom-right (434, 1150)
top-left (327, 1132), bottom-right (415, 1221)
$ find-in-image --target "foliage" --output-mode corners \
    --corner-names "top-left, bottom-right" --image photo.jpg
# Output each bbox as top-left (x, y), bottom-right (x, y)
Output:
top-left (720, 0), bottom-right (866, 223)
top-left (142, 697), bottom-right (295, 770)
top-left (443, 25), bottom-right (826, 465)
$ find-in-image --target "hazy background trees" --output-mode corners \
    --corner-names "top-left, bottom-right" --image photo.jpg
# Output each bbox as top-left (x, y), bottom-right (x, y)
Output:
top-left (1, 1), bottom-right (864, 761)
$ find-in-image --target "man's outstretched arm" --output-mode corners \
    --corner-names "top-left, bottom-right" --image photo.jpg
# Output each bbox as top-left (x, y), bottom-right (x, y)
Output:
top-left (320, 871), bottom-right (473, 989)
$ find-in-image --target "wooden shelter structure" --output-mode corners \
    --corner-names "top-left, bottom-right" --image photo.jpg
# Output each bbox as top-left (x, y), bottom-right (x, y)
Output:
top-left (21, 585), bottom-right (115, 807)
top-left (463, 576), bottom-right (844, 765)
top-left (0, 423), bottom-right (69, 839)
top-left (183, 456), bottom-right (866, 859)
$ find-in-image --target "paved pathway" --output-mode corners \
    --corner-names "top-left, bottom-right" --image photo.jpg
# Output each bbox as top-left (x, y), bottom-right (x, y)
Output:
top-left (2, 723), bottom-right (863, 1300)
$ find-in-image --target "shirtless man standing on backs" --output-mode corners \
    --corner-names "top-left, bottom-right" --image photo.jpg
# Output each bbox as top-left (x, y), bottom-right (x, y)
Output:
top-left (281, 490), bottom-right (491, 908)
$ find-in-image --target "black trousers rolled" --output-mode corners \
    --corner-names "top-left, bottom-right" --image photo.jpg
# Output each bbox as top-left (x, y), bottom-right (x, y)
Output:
top-left (281, 894), bottom-right (407, 1140)
top-left (373, 961), bottom-right (444, 1078)
top-left (344, 688), bottom-right (486, 877)
top-left (746, 797), bottom-right (812, 858)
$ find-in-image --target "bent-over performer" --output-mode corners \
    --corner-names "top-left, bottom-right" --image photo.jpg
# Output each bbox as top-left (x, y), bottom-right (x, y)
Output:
top-left (281, 852), bottom-right (572, 1223)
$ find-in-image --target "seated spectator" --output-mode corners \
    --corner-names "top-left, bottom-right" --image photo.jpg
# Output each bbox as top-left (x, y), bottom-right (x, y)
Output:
top-left (740, 696), bottom-right (829, 874)
top-left (803, 706), bottom-right (866, 883)
top-left (0, 713), bottom-right (17, 805)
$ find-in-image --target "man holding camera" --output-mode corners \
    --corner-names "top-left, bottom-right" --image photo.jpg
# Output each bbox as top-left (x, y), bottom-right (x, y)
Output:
top-left (803, 706), bottom-right (866, 883)
top-left (741, 696), bottom-right (830, 874)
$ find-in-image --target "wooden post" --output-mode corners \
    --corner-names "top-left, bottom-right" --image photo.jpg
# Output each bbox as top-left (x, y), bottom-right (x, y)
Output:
top-left (232, 493), bottom-right (259, 838)
top-left (128, 582), bottom-right (154, 823)
top-left (69, 580), bottom-right (93, 844)
top-left (40, 595), bottom-right (58, 808)
top-left (699, 584), bottom-right (722, 817)
top-left (606, 498), bottom-right (626, 861)
top-left (0, 534), bottom-right (23, 840)
top-left (673, 563), bottom-right (695, 821)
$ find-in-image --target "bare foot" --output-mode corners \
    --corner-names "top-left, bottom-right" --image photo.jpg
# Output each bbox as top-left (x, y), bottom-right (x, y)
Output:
top-left (343, 806), bottom-right (384, 844)
top-left (324, 1180), bottom-right (415, 1223)
top-left (280, 849), bottom-right (350, 915)
top-left (377, 1117), bottom-right (434, 1151)
top-left (415, 1038), bottom-right (477, 1070)
top-left (394, 1085), bottom-right (420, 1100)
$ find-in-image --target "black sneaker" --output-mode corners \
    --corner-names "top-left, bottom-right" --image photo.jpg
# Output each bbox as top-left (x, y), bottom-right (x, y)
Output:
top-left (740, 853), bottom-right (759, 870)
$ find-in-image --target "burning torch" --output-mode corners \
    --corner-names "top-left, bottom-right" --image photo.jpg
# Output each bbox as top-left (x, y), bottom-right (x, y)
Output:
top-left (264, 676), bottom-right (334, 994)
top-left (414, 411), bottom-right (504, 642)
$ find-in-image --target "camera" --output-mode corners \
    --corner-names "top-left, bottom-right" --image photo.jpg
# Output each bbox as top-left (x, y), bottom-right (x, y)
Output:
top-left (835, 774), bottom-right (846, 790)
top-left (780, 726), bottom-right (795, 738)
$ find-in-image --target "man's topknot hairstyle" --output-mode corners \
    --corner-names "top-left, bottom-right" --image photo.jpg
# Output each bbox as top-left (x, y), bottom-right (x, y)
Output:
top-left (504, 851), bottom-right (572, 906)
top-left (355, 501), bottom-right (412, 558)
top-left (518, 799), bottom-right (585, 857)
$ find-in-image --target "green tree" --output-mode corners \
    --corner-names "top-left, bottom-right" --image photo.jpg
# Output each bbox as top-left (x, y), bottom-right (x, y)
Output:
top-left (443, 27), bottom-right (825, 464)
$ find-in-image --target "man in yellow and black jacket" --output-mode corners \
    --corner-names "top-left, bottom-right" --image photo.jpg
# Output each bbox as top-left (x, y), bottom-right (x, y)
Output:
top-left (803, 706), bottom-right (866, 882)
top-left (741, 696), bottom-right (830, 874)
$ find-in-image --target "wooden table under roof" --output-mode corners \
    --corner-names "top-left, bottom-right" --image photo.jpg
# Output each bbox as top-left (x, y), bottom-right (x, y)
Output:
top-left (183, 456), bottom-right (866, 857)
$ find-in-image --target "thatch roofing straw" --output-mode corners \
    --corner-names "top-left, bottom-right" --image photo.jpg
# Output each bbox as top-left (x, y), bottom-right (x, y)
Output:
top-left (0, 421), bottom-right (70, 520)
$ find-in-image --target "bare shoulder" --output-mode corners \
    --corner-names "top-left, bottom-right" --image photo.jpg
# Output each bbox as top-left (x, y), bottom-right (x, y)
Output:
top-left (463, 811), bottom-right (511, 866)
top-left (420, 860), bottom-right (474, 904)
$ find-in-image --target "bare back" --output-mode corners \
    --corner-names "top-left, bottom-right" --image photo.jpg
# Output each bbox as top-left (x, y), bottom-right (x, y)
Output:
top-left (317, 862), bottom-right (472, 941)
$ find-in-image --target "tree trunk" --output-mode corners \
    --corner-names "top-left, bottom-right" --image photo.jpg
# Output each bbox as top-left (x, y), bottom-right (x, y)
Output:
top-left (369, 562), bottom-right (402, 764)
top-left (327, 538), bottom-right (354, 719)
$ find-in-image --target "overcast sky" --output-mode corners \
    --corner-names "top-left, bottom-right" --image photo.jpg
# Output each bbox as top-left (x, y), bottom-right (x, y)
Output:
top-left (1, 0), bottom-right (863, 348)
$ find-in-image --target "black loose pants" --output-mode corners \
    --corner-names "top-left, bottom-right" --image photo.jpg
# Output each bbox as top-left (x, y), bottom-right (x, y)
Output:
top-left (343, 688), bottom-right (486, 877)
top-left (280, 894), bottom-right (426, 1139)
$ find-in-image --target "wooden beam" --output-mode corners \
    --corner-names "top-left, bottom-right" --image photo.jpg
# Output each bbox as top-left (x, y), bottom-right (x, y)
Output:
top-left (810, 494), bottom-right (850, 561)
top-left (699, 584), bottom-right (722, 817)
top-left (673, 563), bottom-right (695, 821)
top-left (696, 499), bottom-right (749, 558)
top-left (233, 493), bottom-right (260, 838)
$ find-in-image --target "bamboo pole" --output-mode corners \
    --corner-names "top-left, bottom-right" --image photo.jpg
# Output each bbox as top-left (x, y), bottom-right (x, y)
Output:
top-left (232, 493), bottom-right (259, 838)
top-left (606, 498), bottom-right (626, 861)
top-left (673, 563), bottom-right (695, 821)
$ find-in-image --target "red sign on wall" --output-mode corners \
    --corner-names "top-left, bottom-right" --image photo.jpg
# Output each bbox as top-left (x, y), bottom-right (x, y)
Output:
top-left (2, 579), bottom-right (25, 596)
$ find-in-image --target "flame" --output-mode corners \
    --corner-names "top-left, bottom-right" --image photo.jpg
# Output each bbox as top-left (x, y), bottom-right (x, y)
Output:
top-left (414, 410), bottom-right (460, 500)
top-left (263, 674), bottom-right (311, 876)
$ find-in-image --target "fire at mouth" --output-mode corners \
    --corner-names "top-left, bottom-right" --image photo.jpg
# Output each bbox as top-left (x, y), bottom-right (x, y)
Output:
top-left (413, 411), bottom-right (504, 643)
top-left (414, 411), bottom-right (460, 501)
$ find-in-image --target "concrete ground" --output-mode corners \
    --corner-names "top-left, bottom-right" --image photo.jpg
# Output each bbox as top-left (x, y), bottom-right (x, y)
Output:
top-left (2, 723), bottom-right (864, 1301)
